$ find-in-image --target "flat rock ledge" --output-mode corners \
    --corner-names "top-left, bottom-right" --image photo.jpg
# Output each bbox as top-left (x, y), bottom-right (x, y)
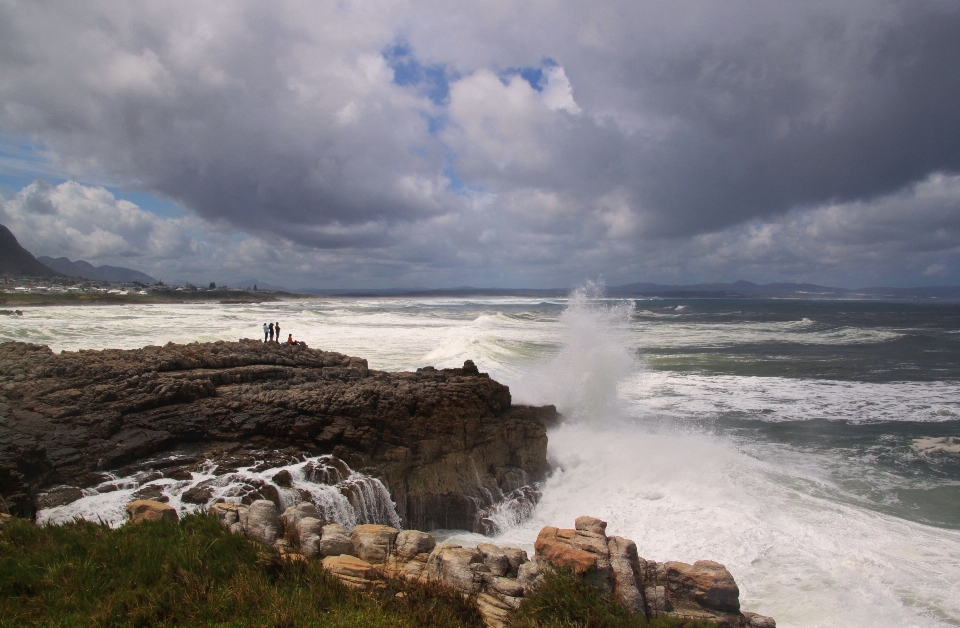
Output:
top-left (138, 500), bottom-right (775, 628)
top-left (0, 340), bottom-right (556, 530)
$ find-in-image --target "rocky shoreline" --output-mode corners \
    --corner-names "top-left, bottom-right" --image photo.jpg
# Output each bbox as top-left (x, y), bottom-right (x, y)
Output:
top-left (120, 500), bottom-right (776, 628)
top-left (0, 340), bottom-right (555, 530)
top-left (1, 339), bottom-right (777, 626)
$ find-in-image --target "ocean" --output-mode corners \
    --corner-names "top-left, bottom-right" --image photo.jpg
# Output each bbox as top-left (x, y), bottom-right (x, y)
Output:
top-left (3, 286), bottom-right (959, 627)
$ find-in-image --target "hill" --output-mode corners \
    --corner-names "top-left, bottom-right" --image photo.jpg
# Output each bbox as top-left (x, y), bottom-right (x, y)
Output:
top-left (0, 225), bottom-right (63, 278)
top-left (37, 256), bottom-right (157, 284)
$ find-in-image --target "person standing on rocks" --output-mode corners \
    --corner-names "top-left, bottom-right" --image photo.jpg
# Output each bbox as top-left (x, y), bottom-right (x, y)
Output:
top-left (275, 321), bottom-right (280, 342)
top-left (268, 322), bottom-right (275, 342)
top-left (263, 323), bottom-right (269, 342)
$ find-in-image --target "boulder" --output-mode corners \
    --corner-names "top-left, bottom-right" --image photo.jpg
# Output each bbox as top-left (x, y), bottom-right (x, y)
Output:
top-left (517, 558), bottom-right (544, 594)
top-left (477, 543), bottom-right (511, 576)
top-left (0, 513), bottom-right (11, 529)
top-left (607, 535), bottom-right (645, 615)
top-left (427, 545), bottom-right (485, 594)
top-left (241, 499), bottom-right (280, 545)
top-left (665, 560), bottom-right (740, 613)
top-left (35, 485), bottom-right (84, 510)
top-left (316, 523), bottom-right (355, 557)
top-left (322, 554), bottom-right (379, 589)
top-left (744, 612), bottom-right (777, 627)
top-left (395, 529), bottom-right (436, 560)
top-left (280, 502), bottom-right (322, 543)
top-left (350, 524), bottom-right (399, 564)
top-left (125, 499), bottom-right (179, 524)
top-left (295, 517), bottom-right (326, 558)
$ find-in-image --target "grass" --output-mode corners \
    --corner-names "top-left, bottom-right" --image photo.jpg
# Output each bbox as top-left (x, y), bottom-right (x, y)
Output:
top-left (0, 514), bottom-right (483, 628)
top-left (512, 568), bottom-right (716, 628)
top-left (1, 515), bottom-right (718, 628)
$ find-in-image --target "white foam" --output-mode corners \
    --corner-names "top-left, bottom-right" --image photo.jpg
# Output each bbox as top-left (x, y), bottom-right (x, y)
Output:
top-left (11, 294), bottom-right (960, 627)
top-left (37, 454), bottom-right (400, 531)
top-left (624, 371), bottom-right (960, 424)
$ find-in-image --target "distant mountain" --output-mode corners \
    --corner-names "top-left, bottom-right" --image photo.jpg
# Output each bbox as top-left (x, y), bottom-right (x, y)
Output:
top-left (37, 256), bottom-right (157, 284)
top-left (0, 224), bottom-right (63, 278)
top-left (608, 280), bottom-right (960, 300)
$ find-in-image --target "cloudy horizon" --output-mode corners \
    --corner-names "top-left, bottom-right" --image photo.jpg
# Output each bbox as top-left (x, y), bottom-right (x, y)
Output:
top-left (2, 1), bottom-right (959, 289)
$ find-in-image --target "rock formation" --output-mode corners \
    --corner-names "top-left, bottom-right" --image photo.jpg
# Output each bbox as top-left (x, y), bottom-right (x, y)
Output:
top-left (195, 502), bottom-right (776, 628)
top-left (0, 340), bottom-right (555, 530)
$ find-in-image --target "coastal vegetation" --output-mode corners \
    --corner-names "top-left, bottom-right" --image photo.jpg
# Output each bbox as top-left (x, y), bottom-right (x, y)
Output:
top-left (0, 514), bottom-right (714, 628)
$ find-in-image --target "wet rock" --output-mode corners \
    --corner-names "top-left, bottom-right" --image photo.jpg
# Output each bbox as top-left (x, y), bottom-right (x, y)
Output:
top-left (744, 612), bottom-right (777, 627)
top-left (180, 481), bottom-right (214, 504)
top-left (271, 469), bottom-right (293, 487)
top-left (0, 341), bottom-right (555, 528)
top-left (34, 485), bottom-right (84, 510)
top-left (241, 499), bottom-right (280, 545)
top-left (350, 524), bottom-right (399, 564)
top-left (125, 499), bottom-right (179, 524)
top-left (131, 484), bottom-right (169, 502)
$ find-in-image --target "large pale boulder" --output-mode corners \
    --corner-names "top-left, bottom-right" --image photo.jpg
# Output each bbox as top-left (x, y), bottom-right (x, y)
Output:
top-left (125, 499), bottom-right (179, 524)
top-left (477, 543), bottom-right (511, 576)
top-left (316, 523), bottom-right (355, 557)
top-left (395, 529), bottom-right (436, 560)
top-left (427, 545), bottom-right (485, 594)
top-left (241, 499), bottom-right (280, 545)
top-left (350, 524), bottom-right (399, 564)
top-left (607, 535), bottom-right (645, 615)
top-left (322, 555), bottom-right (379, 589)
top-left (280, 502), bottom-right (321, 544)
top-left (296, 517), bottom-right (326, 557)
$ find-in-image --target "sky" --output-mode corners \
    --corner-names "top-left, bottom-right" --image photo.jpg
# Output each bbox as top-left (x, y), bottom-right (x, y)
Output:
top-left (1, 0), bottom-right (959, 289)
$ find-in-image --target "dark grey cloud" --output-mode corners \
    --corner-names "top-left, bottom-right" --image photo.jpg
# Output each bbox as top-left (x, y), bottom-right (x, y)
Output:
top-left (1, 1), bottom-right (959, 287)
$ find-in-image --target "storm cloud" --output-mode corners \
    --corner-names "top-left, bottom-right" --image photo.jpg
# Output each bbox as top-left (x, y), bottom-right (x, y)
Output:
top-left (1, 0), bottom-right (959, 287)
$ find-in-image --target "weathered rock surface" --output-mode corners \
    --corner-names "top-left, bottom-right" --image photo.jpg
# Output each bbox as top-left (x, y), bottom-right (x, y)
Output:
top-left (125, 499), bottom-right (179, 524)
top-left (0, 340), bottom-right (555, 530)
top-left (521, 516), bottom-right (774, 628)
top-left (122, 500), bottom-right (776, 628)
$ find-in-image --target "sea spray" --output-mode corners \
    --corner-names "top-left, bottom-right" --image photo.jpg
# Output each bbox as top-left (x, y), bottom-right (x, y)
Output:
top-left (511, 281), bottom-right (638, 423)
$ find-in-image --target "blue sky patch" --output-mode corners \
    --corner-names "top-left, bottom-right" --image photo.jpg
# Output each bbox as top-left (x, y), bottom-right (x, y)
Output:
top-left (501, 58), bottom-right (558, 92)
top-left (383, 43), bottom-right (450, 106)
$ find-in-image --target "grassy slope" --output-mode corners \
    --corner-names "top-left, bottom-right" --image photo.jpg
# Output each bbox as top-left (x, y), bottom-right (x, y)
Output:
top-left (0, 515), bottom-right (716, 628)
top-left (0, 515), bottom-right (482, 628)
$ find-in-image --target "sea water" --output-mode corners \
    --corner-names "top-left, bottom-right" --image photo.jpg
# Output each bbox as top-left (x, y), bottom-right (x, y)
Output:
top-left (2, 289), bottom-right (959, 627)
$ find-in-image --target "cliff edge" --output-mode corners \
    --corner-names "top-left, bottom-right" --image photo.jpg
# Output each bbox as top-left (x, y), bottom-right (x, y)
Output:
top-left (0, 340), bottom-right (555, 530)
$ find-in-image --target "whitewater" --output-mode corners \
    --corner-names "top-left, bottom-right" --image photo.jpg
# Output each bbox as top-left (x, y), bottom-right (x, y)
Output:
top-left (3, 289), bottom-right (959, 627)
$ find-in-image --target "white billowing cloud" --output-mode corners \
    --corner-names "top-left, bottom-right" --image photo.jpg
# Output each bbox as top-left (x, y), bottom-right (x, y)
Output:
top-left (540, 65), bottom-right (580, 114)
top-left (445, 70), bottom-right (559, 172)
top-left (1, 1), bottom-right (960, 286)
top-left (0, 180), bottom-right (197, 262)
top-left (1, 173), bottom-right (959, 289)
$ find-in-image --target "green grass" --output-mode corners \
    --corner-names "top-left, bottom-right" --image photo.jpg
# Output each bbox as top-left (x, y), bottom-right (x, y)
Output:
top-left (1, 515), bottom-right (719, 628)
top-left (512, 568), bottom-right (716, 628)
top-left (0, 514), bottom-right (483, 628)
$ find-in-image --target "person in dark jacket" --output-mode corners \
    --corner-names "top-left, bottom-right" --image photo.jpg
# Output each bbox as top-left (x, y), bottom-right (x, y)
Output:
top-left (275, 322), bottom-right (281, 342)
top-left (268, 322), bottom-right (274, 342)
